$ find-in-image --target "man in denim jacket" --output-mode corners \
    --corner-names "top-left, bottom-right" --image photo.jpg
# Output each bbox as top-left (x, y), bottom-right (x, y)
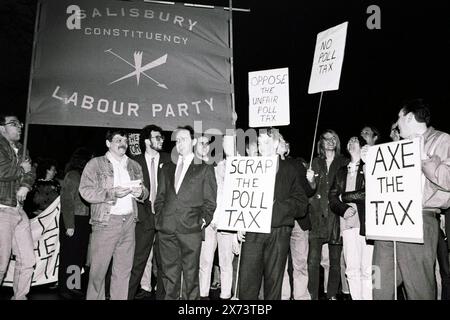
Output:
top-left (79, 129), bottom-right (148, 300)
top-left (0, 113), bottom-right (36, 300)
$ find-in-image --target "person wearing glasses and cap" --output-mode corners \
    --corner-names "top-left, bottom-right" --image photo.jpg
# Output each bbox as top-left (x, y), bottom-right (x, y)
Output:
top-left (128, 125), bottom-right (171, 300)
top-left (0, 114), bottom-right (36, 300)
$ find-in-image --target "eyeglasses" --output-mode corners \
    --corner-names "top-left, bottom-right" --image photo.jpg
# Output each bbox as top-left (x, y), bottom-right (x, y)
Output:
top-left (2, 121), bottom-right (23, 128)
top-left (322, 136), bottom-right (337, 142)
top-left (112, 138), bottom-right (128, 144)
top-left (151, 136), bottom-right (165, 141)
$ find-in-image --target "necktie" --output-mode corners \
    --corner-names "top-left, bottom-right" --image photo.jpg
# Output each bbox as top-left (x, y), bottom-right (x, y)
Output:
top-left (174, 158), bottom-right (184, 193)
top-left (150, 157), bottom-right (156, 213)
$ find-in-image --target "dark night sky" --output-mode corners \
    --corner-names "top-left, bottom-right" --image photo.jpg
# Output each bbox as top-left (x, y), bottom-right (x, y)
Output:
top-left (1, 0), bottom-right (450, 172)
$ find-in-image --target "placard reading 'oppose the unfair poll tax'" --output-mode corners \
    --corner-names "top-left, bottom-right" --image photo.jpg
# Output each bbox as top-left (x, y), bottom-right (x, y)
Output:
top-left (248, 68), bottom-right (290, 128)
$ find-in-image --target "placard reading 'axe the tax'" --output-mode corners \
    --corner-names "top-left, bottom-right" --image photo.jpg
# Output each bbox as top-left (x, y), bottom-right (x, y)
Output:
top-left (217, 156), bottom-right (278, 233)
top-left (365, 138), bottom-right (424, 243)
top-left (308, 22), bottom-right (348, 94)
top-left (248, 68), bottom-right (290, 127)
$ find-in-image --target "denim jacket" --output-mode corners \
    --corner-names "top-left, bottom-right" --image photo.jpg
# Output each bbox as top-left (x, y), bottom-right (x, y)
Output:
top-left (0, 135), bottom-right (36, 207)
top-left (79, 154), bottom-right (148, 225)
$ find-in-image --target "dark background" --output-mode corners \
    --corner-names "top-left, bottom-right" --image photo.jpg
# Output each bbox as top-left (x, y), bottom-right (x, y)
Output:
top-left (1, 0), bottom-right (449, 173)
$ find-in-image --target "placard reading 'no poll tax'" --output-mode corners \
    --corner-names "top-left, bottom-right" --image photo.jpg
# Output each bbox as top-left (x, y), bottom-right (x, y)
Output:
top-left (217, 156), bottom-right (278, 233)
top-left (365, 139), bottom-right (424, 243)
top-left (248, 68), bottom-right (290, 127)
top-left (308, 22), bottom-right (348, 94)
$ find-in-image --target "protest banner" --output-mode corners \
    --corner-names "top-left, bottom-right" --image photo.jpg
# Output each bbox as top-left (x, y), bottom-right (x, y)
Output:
top-left (365, 139), bottom-right (424, 243)
top-left (217, 156), bottom-right (277, 233)
top-left (248, 68), bottom-right (289, 127)
top-left (2, 197), bottom-right (61, 287)
top-left (28, 0), bottom-right (233, 132)
top-left (308, 21), bottom-right (348, 94)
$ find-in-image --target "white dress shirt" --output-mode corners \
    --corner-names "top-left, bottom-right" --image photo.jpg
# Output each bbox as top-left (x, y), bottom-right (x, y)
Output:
top-left (175, 153), bottom-right (194, 194)
top-left (106, 152), bottom-right (133, 215)
top-left (145, 152), bottom-right (160, 192)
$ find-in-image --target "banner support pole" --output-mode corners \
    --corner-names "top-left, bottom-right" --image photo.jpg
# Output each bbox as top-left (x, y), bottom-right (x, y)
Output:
top-left (232, 241), bottom-right (242, 300)
top-left (394, 241), bottom-right (397, 300)
top-left (309, 91), bottom-right (324, 168)
top-left (228, 0), bottom-right (236, 127)
top-left (22, 0), bottom-right (42, 159)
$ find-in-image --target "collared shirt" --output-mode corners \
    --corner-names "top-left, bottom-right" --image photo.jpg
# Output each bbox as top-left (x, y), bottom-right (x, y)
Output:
top-left (175, 153), bottom-right (194, 193)
top-left (421, 127), bottom-right (450, 210)
top-left (106, 152), bottom-right (133, 215)
top-left (145, 151), bottom-right (160, 192)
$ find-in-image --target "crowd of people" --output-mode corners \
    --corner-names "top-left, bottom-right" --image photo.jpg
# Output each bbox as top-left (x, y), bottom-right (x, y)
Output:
top-left (0, 98), bottom-right (449, 300)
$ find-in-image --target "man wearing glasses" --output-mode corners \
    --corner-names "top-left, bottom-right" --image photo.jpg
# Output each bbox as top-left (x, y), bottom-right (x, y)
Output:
top-left (79, 129), bottom-right (148, 299)
top-left (128, 125), bottom-right (171, 300)
top-left (0, 114), bottom-right (36, 300)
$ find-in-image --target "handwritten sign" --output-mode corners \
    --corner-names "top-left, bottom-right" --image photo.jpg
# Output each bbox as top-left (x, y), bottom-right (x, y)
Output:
top-left (248, 68), bottom-right (290, 127)
top-left (128, 133), bottom-right (141, 156)
top-left (365, 139), bottom-right (424, 243)
top-left (217, 156), bottom-right (277, 233)
top-left (308, 22), bottom-right (348, 94)
top-left (2, 197), bottom-right (61, 287)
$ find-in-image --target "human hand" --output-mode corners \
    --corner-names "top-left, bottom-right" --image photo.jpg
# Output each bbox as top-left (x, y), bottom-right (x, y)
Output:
top-left (232, 234), bottom-right (241, 255)
top-left (66, 228), bottom-right (75, 237)
top-left (361, 145), bottom-right (370, 163)
top-left (343, 207), bottom-right (357, 219)
top-left (210, 219), bottom-right (218, 231)
top-left (306, 169), bottom-right (315, 183)
top-left (16, 186), bottom-right (29, 203)
top-left (237, 231), bottom-right (246, 242)
top-left (114, 187), bottom-right (132, 198)
top-left (20, 160), bottom-right (32, 173)
top-left (131, 185), bottom-right (143, 198)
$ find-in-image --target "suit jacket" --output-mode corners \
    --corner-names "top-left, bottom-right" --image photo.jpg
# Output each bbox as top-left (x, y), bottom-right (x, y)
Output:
top-left (293, 157), bottom-right (315, 231)
top-left (271, 157), bottom-right (309, 228)
top-left (134, 152), bottom-right (171, 230)
top-left (154, 157), bottom-right (217, 234)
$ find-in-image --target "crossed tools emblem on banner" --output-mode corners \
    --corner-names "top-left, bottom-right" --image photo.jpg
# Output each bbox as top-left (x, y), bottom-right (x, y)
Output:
top-left (105, 49), bottom-right (168, 89)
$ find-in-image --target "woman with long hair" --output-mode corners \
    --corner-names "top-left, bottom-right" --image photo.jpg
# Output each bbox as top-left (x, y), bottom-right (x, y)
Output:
top-left (306, 129), bottom-right (349, 300)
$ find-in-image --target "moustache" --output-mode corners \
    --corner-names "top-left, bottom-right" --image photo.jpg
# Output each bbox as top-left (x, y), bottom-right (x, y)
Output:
top-left (118, 145), bottom-right (127, 150)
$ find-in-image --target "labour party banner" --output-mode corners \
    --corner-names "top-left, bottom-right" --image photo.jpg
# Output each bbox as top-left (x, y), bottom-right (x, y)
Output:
top-left (217, 156), bottom-right (278, 233)
top-left (365, 139), bottom-right (424, 243)
top-left (2, 197), bottom-right (61, 287)
top-left (308, 21), bottom-right (348, 94)
top-left (248, 68), bottom-right (290, 128)
top-left (29, 0), bottom-right (233, 132)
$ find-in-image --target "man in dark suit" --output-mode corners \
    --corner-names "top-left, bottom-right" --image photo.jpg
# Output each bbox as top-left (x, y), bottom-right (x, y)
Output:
top-left (154, 125), bottom-right (217, 300)
top-left (128, 125), bottom-right (171, 300)
top-left (238, 128), bottom-right (308, 300)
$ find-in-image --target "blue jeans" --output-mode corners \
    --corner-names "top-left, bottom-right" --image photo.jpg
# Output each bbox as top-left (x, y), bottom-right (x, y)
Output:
top-left (0, 206), bottom-right (35, 300)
